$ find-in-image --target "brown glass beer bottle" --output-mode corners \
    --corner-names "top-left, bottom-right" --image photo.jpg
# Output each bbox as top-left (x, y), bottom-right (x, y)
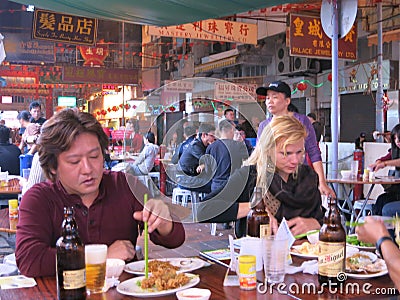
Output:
top-left (246, 187), bottom-right (271, 238)
top-left (318, 196), bottom-right (346, 287)
top-left (56, 207), bottom-right (86, 300)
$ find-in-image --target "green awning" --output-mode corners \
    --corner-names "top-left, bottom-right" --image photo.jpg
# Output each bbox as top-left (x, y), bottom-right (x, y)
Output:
top-left (11, 0), bottom-right (302, 26)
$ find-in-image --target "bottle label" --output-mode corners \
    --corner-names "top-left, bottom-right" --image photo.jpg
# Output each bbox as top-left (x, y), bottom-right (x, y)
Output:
top-left (63, 268), bottom-right (86, 289)
top-left (259, 224), bottom-right (271, 238)
top-left (318, 241), bottom-right (345, 277)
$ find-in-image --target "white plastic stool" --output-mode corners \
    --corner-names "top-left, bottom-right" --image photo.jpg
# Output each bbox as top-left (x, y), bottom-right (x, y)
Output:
top-left (350, 199), bottom-right (375, 224)
top-left (148, 171), bottom-right (160, 188)
top-left (171, 187), bottom-right (200, 221)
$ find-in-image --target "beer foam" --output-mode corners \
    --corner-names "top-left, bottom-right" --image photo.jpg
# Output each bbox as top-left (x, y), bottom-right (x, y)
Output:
top-left (85, 244), bottom-right (107, 264)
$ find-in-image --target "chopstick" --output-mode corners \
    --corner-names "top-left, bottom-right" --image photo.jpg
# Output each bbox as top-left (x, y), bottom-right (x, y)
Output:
top-left (144, 193), bottom-right (148, 279)
top-left (294, 229), bottom-right (319, 239)
top-left (346, 218), bottom-right (397, 227)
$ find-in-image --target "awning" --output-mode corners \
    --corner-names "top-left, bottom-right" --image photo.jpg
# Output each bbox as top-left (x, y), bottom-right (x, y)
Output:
top-left (368, 29), bottom-right (400, 46)
top-left (194, 56), bottom-right (238, 74)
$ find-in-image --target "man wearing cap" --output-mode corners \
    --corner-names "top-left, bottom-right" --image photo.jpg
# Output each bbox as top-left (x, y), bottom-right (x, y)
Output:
top-left (355, 132), bottom-right (366, 151)
top-left (256, 81), bottom-right (334, 198)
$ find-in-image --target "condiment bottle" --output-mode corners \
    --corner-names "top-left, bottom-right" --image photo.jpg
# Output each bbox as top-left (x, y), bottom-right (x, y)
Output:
top-left (56, 207), bottom-right (86, 300)
top-left (318, 196), bottom-right (346, 287)
top-left (8, 199), bottom-right (18, 231)
top-left (246, 187), bottom-right (271, 238)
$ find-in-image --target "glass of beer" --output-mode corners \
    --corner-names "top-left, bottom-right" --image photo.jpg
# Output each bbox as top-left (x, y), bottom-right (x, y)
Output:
top-left (85, 244), bottom-right (107, 294)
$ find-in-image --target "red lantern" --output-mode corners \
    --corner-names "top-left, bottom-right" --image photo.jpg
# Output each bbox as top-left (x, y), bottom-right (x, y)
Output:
top-left (327, 73), bottom-right (332, 82)
top-left (169, 106), bottom-right (176, 112)
top-left (96, 111), bottom-right (101, 116)
top-left (132, 105), bottom-right (137, 110)
top-left (297, 82), bottom-right (307, 91)
top-left (112, 106), bottom-right (118, 112)
top-left (107, 107), bottom-right (111, 112)
top-left (124, 104), bottom-right (130, 110)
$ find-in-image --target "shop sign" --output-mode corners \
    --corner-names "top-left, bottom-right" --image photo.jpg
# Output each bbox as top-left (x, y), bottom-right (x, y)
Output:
top-left (63, 66), bottom-right (138, 84)
top-left (33, 9), bottom-right (97, 45)
top-left (163, 80), bottom-right (194, 92)
top-left (148, 19), bottom-right (257, 44)
top-left (78, 45), bottom-right (109, 66)
top-left (214, 82), bottom-right (257, 102)
top-left (289, 14), bottom-right (357, 60)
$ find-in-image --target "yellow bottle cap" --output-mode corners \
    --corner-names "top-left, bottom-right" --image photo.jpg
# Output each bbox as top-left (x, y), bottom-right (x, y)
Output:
top-left (238, 255), bottom-right (256, 263)
top-left (8, 199), bottom-right (18, 209)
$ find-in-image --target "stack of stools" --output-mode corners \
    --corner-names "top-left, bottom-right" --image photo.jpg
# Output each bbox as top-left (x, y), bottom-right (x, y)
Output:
top-left (171, 187), bottom-right (200, 222)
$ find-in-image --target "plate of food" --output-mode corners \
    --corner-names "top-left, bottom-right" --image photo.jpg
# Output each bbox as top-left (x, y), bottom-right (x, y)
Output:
top-left (291, 242), bottom-right (359, 259)
top-left (290, 242), bottom-right (319, 259)
top-left (124, 258), bottom-right (205, 275)
top-left (117, 272), bottom-right (200, 297)
top-left (346, 234), bottom-right (375, 251)
top-left (345, 251), bottom-right (388, 279)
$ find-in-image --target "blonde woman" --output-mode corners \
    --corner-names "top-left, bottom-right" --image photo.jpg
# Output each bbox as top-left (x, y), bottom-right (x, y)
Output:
top-left (198, 115), bottom-right (324, 238)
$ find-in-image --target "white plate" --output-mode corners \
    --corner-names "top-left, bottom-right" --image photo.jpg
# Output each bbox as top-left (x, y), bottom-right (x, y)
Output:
top-left (116, 273), bottom-right (200, 297)
top-left (290, 245), bottom-right (359, 259)
top-left (346, 234), bottom-right (376, 251)
top-left (346, 259), bottom-right (388, 279)
top-left (124, 258), bottom-right (205, 275)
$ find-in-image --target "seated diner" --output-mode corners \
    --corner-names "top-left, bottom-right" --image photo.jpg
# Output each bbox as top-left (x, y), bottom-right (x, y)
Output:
top-left (198, 115), bottom-right (324, 238)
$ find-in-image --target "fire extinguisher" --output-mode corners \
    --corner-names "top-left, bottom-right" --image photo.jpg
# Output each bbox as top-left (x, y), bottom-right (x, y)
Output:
top-left (353, 150), bottom-right (364, 200)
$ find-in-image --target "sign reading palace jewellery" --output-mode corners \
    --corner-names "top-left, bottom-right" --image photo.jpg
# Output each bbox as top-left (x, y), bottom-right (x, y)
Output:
top-left (63, 66), bottom-right (138, 84)
top-left (148, 19), bottom-right (257, 45)
top-left (289, 14), bottom-right (357, 60)
top-left (33, 9), bottom-right (97, 45)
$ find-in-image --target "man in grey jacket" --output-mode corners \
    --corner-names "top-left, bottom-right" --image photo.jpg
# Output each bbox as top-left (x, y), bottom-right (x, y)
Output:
top-left (126, 132), bottom-right (159, 175)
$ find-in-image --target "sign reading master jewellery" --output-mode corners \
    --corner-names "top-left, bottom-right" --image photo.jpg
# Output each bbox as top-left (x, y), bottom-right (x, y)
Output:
top-left (33, 9), bottom-right (97, 45)
top-left (289, 14), bottom-right (357, 60)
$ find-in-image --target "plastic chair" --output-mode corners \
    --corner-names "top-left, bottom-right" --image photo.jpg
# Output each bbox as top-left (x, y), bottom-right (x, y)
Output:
top-left (171, 187), bottom-right (200, 222)
top-left (350, 199), bottom-right (375, 225)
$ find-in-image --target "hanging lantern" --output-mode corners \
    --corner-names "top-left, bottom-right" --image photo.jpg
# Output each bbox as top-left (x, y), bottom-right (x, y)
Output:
top-left (96, 111), bottom-right (101, 116)
top-left (169, 106), bottom-right (176, 112)
top-left (327, 73), bottom-right (332, 82)
top-left (297, 82), bottom-right (307, 91)
top-left (112, 105), bottom-right (118, 112)
top-left (107, 107), bottom-right (111, 112)
top-left (132, 105), bottom-right (137, 110)
top-left (124, 104), bottom-right (130, 110)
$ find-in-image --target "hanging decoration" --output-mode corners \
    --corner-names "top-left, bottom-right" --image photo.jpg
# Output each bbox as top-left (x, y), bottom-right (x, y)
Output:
top-left (292, 79), bottom-right (325, 94)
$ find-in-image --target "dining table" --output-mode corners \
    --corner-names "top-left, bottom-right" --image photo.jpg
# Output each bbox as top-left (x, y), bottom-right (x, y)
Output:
top-left (327, 175), bottom-right (400, 232)
top-left (0, 250), bottom-right (398, 299)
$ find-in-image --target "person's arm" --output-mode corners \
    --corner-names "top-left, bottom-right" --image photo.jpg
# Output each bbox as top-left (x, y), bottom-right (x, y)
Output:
top-left (312, 160), bottom-right (335, 198)
top-left (356, 216), bottom-right (400, 291)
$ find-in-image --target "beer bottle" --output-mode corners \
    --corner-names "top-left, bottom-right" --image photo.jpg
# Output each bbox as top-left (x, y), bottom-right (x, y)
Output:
top-left (318, 196), bottom-right (346, 287)
top-left (56, 207), bottom-right (86, 300)
top-left (246, 187), bottom-right (271, 238)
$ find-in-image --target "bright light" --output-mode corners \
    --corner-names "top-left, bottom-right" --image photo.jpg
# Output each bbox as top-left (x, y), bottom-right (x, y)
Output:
top-left (26, 5), bottom-right (35, 12)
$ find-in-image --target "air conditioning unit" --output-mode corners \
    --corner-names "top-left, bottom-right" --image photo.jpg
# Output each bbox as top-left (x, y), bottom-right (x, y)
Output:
top-left (291, 57), bottom-right (309, 73)
top-left (275, 42), bottom-right (291, 75)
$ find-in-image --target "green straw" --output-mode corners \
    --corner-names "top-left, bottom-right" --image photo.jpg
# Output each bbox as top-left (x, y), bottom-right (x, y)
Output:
top-left (294, 229), bottom-right (319, 239)
top-left (144, 193), bottom-right (148, 279)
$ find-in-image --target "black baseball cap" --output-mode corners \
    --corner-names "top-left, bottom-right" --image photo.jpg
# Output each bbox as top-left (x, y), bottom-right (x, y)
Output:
top-left (256, 81), bottom-right (291, 98)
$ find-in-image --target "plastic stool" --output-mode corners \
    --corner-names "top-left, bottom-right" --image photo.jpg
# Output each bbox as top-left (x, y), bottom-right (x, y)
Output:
top-left (350, 199), bottom-right (375, 224)
top-left (137, 175), bottom-right (155, 197)
top-left (148, 171), bottom-right (160, 188)
top-left (171, 187), bottom-right (200, 221)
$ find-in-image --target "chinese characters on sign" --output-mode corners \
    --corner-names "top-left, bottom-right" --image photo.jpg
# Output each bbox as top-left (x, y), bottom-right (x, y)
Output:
top-left (78, 45), bottom-right (109, 66)
top-left (214, 82), bottom-right (257, 102)
top-left (63, 66), bottom-right (138, 84)
top-left (33, 9), bottom-right (97, 45)
top-left (148, 19), bottom-right (257, 45)
top-left (289, 14), bottom-right (357, 60)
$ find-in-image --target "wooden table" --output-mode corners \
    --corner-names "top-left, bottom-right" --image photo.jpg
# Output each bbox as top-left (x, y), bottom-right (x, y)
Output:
top-left (0, 255), bottom-right (397, 299)
top-left (327, 176), bottom-right (400, 232)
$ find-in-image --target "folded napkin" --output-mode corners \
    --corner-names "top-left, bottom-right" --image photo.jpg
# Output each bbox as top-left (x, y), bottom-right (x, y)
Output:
top-left (103, 277), bottom-right (120, 292)
top-left (286, 260), bottom-right (318, 275)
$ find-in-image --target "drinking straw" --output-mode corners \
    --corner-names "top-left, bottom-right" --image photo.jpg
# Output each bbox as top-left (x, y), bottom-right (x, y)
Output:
top-left (144, 193), bottom-right (148, 279)
top-left (294, 229), bottom-right (319, 239)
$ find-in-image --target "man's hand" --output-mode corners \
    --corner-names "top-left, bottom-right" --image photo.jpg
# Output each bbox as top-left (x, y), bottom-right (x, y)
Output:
top-left (196, 164), bottom-right (205, 174)
top-left (287, 217), bottom-right (320, 236)
top-left (319, 182), bottom-right (335, 199)
top-left (133, 199), bottom-right (173, 236)
top-left (356, 216), bottom-right (390, 244)
top-left (107, 240), bottom-right (136, 261)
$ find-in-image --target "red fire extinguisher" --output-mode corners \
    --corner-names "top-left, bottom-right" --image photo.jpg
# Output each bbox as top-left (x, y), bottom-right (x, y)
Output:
top-left (353, 150), bottom-right (363, 200)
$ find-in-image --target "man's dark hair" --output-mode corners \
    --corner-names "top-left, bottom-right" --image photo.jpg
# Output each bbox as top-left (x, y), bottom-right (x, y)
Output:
top-left (17, 110), bottom-right (31, 122)
top-left (198, 123), bottom-right (215, 137)
top-left (218, 119), bottom-right (235, 132)
top-left (29, 101), bottom-right (41, 111)
top-left (224, 108), bottom-right (234, 116)
top-left (0, 125), bottom-right (10, 144)
top-left (307, 113), bottom-right (317, 120)
top-left (145, 131), bottom-right (155, 144)
top-left (184, 125), bottom-right (196, 137)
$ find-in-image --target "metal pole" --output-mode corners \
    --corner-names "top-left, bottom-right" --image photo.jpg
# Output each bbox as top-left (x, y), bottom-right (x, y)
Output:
top-left (331, 0), bottom-right (339, 179)
top-left (376, 1), bottom-right (384, 142)
top-left (121, 21), bottom-right (126, 127)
